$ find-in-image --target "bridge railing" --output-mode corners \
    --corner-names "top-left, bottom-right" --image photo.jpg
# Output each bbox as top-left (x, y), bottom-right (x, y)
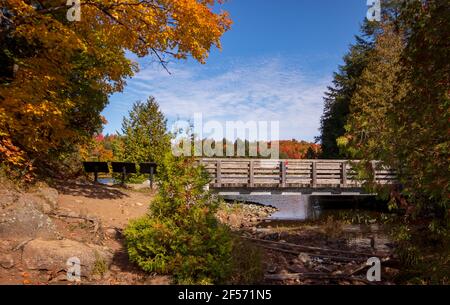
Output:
top-left (199, 159), bottom-right (397, 189)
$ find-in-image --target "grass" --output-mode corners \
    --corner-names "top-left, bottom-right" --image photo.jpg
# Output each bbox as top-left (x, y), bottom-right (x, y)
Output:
top-left (92, 252), bottom-right (108, 276)
top-left (227, 236), bottom-right (264, 284)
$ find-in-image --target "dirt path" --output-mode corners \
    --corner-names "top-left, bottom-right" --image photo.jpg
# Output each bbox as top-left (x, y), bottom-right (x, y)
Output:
top-left (55, 182), bottom-right (152, 229)
top-left (0, 181), bottom-right (170, 285)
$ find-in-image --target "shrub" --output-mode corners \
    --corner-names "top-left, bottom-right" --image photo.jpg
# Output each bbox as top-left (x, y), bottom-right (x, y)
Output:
top-left (124, 153), bottom-right (233, 284)
top-left (227, 237), bottom-right (264, 285)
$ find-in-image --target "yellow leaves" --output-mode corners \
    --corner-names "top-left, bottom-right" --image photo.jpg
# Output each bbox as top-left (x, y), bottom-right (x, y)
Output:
top-left (336, 136), bottom-right (350, 148)
top-left (1, 0), bottom-right (231, 175)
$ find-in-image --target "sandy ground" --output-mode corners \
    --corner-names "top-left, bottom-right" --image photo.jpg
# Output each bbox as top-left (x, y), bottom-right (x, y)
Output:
top-left (0, 182), bottom-right (171, 285)
top-left (1, 181), bottom-right (397, 285)
top-left (55, 182), bottom-right (153, 229)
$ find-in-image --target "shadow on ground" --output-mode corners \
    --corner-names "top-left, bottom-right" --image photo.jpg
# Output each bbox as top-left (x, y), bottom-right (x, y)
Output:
top-left (53, 182), bottom-right (129, 200)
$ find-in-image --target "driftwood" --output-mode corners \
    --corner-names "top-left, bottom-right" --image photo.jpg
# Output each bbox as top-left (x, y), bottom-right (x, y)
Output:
top-left (49, 212), bottom-right (100, 233)
top-left (264, 273), bottom-right (370, 284)
top-left (49, 212), bottom-right (97, 222)
top-left (12, 238), bottom-right (34, 251)
top-left (259, 245), bottom-right (368, 263)
top-left (243, 236), bottom-right (380, 257)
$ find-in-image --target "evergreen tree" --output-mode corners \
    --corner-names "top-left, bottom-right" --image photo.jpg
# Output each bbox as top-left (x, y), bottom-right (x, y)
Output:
top-left (121, 97), bottom-right (171, 178)
top-left (338, 22), bottom-right (406, 187)
top-left (319, 36), bottom-right (373, 158)
top-left (340, 0), bottom-right (449, 219)
top-left (318, 0), bottom-right (403, 159)
top-left (391, 0), bottom-right (449, 215)
top-left (124, 153), bottom-right (233, 284)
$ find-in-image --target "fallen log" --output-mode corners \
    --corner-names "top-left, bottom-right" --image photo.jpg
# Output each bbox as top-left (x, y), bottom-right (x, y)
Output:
top-left (243, 236), bottom-right (381, 257)
top-left (264, 273), bottom-right (370, 284)
top-left (49, 212), bottom-right (97, 223)
top-left (49, 212), bottom-right (100, 233)
top-left (259, 245), bottom-right (368, 263)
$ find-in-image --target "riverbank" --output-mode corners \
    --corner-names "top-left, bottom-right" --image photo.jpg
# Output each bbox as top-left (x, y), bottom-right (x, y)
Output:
top-left (217, 200), bottom-right (398, 284)
top-left (1, 180), bottom-right (446, 285)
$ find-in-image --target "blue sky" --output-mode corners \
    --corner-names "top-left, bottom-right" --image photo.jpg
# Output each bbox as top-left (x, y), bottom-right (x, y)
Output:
top-left (103, 0), bottom-right (369, 142)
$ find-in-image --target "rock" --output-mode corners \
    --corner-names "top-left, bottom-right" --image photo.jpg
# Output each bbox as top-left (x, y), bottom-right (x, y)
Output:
top-left (279, 231), bottom-right (289, 240)
top-left (267, 265), bottom-right (277, 274)
top-left (105, 228), bottom-right (117, 239)
top-left (144, 275), bottom-right (172, 285)
top-left (110, 264), bottom-right (121, 272)
top-left (51, 273), bottom-right (68, 282)
top-left (263, 233), bottom-right (279, 241)
top-left (33, 187), bottom-right (59, 212)
top-left (0, 240), bottom-right (11, 251)
top-left (22, 239), bottom-right (113, 279)
top-left (287, 264), bottom-right (308, 273)
top-left (227, 214), bottom-right (241, 228)
top-left (41, 203), bottom-right (53, 214)
top-left (0, 195), bottom-right (58, 239)
top-left (0, 254), bottom-right (15, 269)
top-left (298, 253), bottom-right (311, 264)
top-left (102, 271), bottom-right (112, 280)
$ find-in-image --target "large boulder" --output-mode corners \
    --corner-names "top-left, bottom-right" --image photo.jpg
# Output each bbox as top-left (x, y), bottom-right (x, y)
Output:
top-left (0, 192), bottom-right (58, 239)
top-left (32, 186), bottom-right (59, 213)
top-left (22, 239), bottom-right (113, 279)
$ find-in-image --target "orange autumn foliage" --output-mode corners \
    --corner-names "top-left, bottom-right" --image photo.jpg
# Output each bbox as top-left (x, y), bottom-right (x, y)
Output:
top-left (0, 0), bottom-right (231, 176)
top-left (278, 140), bottom-right (321, 159)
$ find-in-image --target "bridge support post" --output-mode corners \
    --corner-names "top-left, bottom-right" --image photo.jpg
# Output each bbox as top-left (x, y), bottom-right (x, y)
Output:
top-left (311, 161), bottom-right (317, 188)
top-left (341, 161), bottom-right (347, 188)
top-left (371, 161), bottom-right (377, 184)
top-left (280, 161), bottom-right (286, 188)
top-left (249, 160), bottom-right (254, 187)
top-left (216, 160), bottom-right (222, 188)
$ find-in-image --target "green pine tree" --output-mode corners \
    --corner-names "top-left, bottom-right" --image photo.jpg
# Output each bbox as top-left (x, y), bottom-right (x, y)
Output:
top-left (120, 97), bottom-right (171, 182)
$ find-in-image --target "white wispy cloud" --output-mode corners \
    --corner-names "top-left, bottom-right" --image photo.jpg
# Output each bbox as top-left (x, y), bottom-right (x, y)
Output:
top-left (107, 57), bottom-right (330, 141)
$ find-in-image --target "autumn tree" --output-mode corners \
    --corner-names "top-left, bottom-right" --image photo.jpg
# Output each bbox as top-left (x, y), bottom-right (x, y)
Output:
top-left (391, 0), bottom-right (449, 216)
top-left (340, 0), bottom-right (449, 220)
top-left (0, 0), bottom-right (231, 177)
top-left (338, 22), bottom-right (406, 189)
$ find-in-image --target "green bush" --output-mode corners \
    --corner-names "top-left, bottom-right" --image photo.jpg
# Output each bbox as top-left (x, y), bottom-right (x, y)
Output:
top-left (124, 153), bottom-right (233, 284)
top-left (227, 237), bottom-right (264, 285)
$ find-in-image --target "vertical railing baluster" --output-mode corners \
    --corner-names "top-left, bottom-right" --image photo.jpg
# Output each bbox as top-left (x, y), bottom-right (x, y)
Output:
top-left (311, 161), bottom-right (317, 188)
top-left (341, 161), bottom-right (347, 188)
top-left (280, 161), bottom-right (287, 188)
top-left (249, 160), bottom-right (254, 188)
top-left (216, 160), bottom-right (222, 188)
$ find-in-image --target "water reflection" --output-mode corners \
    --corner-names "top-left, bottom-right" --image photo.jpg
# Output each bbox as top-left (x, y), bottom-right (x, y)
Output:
top-left (222, 195), bottom-right (381, 221)
top-left (222, 195), bottom-right (322, 220)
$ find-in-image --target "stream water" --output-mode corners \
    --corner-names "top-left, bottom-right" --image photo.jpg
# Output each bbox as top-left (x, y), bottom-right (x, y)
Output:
top-left (222, 194), bottom-right (386, 221)
top-left (98, 177), bottom-right (387, 222)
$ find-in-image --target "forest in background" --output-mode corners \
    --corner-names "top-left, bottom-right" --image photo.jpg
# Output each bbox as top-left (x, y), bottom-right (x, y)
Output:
top-left (318, 0), bottom-right (448, 222)
top-left (0, 0), bottom-right (448, 284)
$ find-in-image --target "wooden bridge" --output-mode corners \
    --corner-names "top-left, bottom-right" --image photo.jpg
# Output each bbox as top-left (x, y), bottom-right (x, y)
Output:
top-left (199, 158), bottom-right (397, 195)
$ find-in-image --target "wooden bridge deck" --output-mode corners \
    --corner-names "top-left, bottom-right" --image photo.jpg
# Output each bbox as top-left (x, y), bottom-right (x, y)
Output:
top-left (199, 159), bottom-right (397, 192)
